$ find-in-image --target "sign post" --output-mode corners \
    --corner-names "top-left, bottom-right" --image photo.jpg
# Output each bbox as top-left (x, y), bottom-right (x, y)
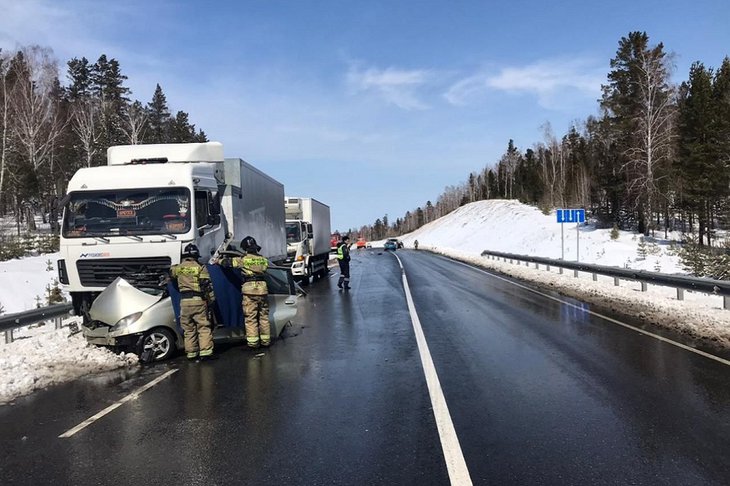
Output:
top-left (556, 209), bottom-right (585, 261)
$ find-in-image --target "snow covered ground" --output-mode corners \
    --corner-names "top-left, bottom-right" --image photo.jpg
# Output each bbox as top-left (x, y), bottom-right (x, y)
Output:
top-left (1, 199), bottom-right (728, 404)
top-left (384, 200), bottom-right (730, 349)
top-left (0, 255), bottom-right (138, 405)
top-left (0, 326), bottom-right (138, 404)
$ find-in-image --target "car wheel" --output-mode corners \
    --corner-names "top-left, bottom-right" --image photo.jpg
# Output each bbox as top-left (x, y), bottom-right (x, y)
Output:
top-left (141, 328), bottom-right (176, 361)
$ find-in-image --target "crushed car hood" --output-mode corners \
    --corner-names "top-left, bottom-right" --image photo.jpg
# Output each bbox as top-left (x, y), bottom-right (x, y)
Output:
top-left (89, 277), bottom-right (162, 326)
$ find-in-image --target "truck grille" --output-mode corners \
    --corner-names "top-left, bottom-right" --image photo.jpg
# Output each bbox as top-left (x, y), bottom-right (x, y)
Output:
top-left (76, 257), bottom-right (171, 288)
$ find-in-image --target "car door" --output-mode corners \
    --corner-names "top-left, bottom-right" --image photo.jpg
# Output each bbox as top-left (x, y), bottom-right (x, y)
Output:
top-left (264, 265), bottom-right (299, 337)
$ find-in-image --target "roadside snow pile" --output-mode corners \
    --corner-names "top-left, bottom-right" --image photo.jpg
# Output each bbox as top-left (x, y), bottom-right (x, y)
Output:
top-left (0, 329), bottom-right (138, 404)
top-left (436, 248), bottom-right (730, 349)
top-left (398, 199), bottom-right (684, 273)
top-left (0, 252), bottom-right (65, 314)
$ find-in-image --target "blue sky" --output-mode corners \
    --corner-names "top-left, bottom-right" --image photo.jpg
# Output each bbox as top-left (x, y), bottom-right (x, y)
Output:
top-left (1, 0), bottom-right (729, 231)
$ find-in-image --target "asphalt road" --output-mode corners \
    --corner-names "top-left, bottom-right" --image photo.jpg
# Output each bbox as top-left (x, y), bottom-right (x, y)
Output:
top-left (1, 249), bottom-right (729, 485)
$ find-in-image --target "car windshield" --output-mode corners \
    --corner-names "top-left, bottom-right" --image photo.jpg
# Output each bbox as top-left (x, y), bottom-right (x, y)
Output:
top-left (62, 187), bottom-right (191, 238)
top-left (286, 222), bottom-right (302, 244)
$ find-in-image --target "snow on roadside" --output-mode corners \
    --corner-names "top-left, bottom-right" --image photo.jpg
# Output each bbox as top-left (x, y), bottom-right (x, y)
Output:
top-left (0, 252), bottom-right (65, 314)
top-left (434, 247), bottom-right (730, 349)
top-left (0, 328), bottom-right (138, 405)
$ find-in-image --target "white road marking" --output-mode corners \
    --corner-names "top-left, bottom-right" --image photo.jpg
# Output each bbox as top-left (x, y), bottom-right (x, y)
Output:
top-left (446, 257), bottom-right (730, 367)
top-left (59, 369), bottom-right (178, 438)
top-left (393, 254), bottom-right (473, 486)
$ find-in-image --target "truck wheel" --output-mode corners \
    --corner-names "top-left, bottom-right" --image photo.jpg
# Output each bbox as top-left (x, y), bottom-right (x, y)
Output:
top-left (140, 328), bottom-right (176, 362)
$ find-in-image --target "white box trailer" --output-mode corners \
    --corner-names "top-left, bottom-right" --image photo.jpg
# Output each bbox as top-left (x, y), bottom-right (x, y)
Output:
top-left (284, 197), bottom-right (332, 282)
top-left (58, 142), bottom-right (286, 319)
top-left (223, 158), bottom-right (286, 262)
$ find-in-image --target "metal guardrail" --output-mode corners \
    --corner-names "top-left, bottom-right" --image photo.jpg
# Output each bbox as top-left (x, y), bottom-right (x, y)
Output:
top-left (1, 303), bottom-right (74, 344)
top-left (480, 250), bottom-right (730, 309)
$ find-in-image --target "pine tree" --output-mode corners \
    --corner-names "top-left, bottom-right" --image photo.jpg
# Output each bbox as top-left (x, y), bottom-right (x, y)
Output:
top-left (90, 55), bottom-right (130, 148)
top-left (637, 237), bottom-right (648, 260)
top-left (146, 84), bottom-right (170, 143)
top-left (168, 110), bottom-right (196, 142)
top-left (677, 62), bottom-right (715, 246)
top-left (66, 57), bottom-right (92, 100)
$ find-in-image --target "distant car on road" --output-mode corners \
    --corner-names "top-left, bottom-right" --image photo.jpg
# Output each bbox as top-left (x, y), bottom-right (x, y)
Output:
top-left (356, 238), bottom-right (367, 249)
top-left (384, 238), bottom-right (398, 251)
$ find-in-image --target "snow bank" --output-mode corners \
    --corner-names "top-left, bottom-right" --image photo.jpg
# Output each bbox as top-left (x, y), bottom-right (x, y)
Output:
top-left (399, 200), bottom-right (685, 273)
top-left (0, 252), bottom-right (65, 314)
top-left (436, 248), bottom-right (730, 349)
top-left (0, 328), bottom-right (138, 404)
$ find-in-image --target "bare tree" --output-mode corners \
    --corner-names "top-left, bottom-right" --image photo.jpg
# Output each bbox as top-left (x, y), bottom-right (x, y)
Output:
top-left (121, 100), bottom-right (147, 144)
top-left (622, 49), bottom-right (676, 235)
top-left (537, 123), bottom-right (567, 208)
top-left (72, 97), bottom-right (102, 168)
top-left (10, 46), bottom-right (65, 172)
top-left (0, 50), bottom-right (12, 199)
top-left (8, 46), bottom-right (66, 230)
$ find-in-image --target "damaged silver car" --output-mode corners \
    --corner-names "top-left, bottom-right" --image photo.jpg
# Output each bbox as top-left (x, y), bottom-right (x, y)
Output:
top-left (83, 266), bottom-right (299, 361)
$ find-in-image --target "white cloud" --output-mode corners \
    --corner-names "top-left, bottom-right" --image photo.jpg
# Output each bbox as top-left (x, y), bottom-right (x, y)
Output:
top-left (445, 58), bottom-right (605, 110)
top-left (346, 64), bottom-right (432, 110)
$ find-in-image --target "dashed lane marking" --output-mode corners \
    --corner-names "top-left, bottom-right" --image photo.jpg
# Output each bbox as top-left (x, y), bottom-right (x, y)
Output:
top-left (393, 253), bottom-right (473, 486)
top-left (59, 369), bottom-right (178, 438)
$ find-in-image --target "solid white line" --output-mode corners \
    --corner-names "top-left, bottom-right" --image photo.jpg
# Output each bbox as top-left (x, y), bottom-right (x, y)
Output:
top-left (59, 369), bottom-right (178, 438)
top-left (446, 257), bottom-right (730, 367)
top-left (394, 254), bottom-right (473, 486)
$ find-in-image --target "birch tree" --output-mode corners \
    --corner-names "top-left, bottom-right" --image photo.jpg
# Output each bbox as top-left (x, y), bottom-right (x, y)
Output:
top-left (72, 97), bottom-right (102, 168)
top-left (601, 32), bottom-right (676, 234)
top-left (121, 100), bottom-right (147, 144)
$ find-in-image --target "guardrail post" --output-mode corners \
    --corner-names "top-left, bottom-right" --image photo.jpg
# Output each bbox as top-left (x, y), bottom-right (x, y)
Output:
top-left (525, 261), bottom-right (529, 267)
top-left (592, 273), bottom-right (598, 282)
top-left (614, 277), bottom-right (620, 286)
top-left (574, 270), bottom-right (579, 278)
top-left (55, 317), bottom-right (62, 330)
top-left (559, 267), bottom-right (563, 275)
top-left (4, 330), bottom-right (11, 344)
top-left (546, 264), bottom-right (550, 271)
top-left (725, 296), bottom-right (730, 310)
top-left (641, 282), bottom-right (648, 292)
top-left (676, 288), bottom-right (684, 301)
top-left (535, 262), bottom-right (539, 269)
top-left (509, 259), bottom-right (513, 264)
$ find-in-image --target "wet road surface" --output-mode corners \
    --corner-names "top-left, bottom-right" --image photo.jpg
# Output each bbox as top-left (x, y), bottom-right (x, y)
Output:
top-left (1, 249), bottom-right (729, 485)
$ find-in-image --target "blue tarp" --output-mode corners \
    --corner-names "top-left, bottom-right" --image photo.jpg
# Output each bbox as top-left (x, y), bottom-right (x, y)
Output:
top-left (169, 264), bottom-right (244, 330)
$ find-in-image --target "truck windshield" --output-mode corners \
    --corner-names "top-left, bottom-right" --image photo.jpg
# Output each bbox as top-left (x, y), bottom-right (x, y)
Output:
top-left (62, 188), bottom-right (191, 238)
top-left (285, 222), bottom-right (302, 244)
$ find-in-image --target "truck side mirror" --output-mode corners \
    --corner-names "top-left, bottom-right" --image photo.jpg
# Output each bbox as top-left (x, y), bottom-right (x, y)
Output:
top-left (307, 223), bottom-right (313, 238)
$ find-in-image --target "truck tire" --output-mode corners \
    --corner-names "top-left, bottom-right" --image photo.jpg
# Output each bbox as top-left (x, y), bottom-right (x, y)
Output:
top-left (140, 328), bottom-right (176, 362)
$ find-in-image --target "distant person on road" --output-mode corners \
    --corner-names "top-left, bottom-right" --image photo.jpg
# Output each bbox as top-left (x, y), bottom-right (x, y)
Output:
top-left (219, 236), bottom-right (271, 348)
top-left (337, 235), bottom-right (351, 290)
top-left (414, 240), bottom-right (419, 250)
top-left (170, 243), bottom-right (215, 361)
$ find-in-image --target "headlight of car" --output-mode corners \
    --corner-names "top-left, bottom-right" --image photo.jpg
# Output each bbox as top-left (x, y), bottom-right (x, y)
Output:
top-left (114, 311), bottom-right (143, 329)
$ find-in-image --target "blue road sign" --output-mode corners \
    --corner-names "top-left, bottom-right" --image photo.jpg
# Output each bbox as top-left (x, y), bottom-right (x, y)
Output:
top-left (556, 209), bottom-right (585, 224)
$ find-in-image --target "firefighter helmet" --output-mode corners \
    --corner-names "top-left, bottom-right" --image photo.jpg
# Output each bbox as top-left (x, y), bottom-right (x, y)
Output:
top-left (241, 236), bottom-right (261, 253)
top-left (182, 243), bottom-right (200, 259)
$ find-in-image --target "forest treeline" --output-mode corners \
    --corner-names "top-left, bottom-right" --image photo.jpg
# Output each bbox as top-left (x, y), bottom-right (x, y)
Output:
top-left (0, 45), bottom-right (207, 231)
top-left (357, 32), bottom-right (730, 251)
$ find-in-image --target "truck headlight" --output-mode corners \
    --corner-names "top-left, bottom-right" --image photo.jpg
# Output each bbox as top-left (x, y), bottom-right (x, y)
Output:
top-left (114, 312), bottom-right (143, 329)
